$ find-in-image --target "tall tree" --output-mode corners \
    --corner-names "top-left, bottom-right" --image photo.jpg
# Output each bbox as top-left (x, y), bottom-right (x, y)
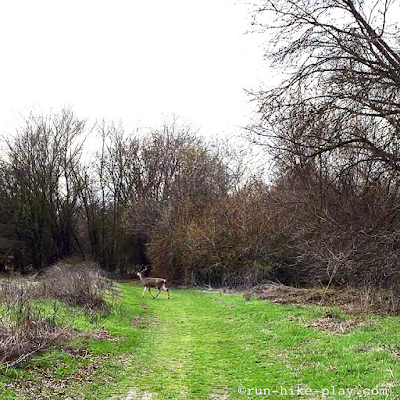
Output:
top-left (248, 0), bottom-right (400, 288)
top-left (5, 109), bottom-right (86, 270)
top-left (250, 0), bottom-right (400, 175)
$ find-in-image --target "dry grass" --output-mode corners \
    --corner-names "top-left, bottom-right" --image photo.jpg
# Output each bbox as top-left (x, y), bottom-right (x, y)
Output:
top-left (5, 353), bottom-right (134, 400)
top-left (109, 386), bottom-right (155, 400)
top-left (307, 316), bottom-right (367, 334)
top-left (251, 282), bottom-right (400, 315)
top-left (0, 261), bottom-right (115, 368)
top-left (0, 307), bottom-right (75, 367)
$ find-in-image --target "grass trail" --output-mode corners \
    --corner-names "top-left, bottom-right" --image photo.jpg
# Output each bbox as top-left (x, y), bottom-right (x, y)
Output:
top-left (1, 283), bottom-right (399, 399)
top-left (115, 285), bottom-right (400, 399)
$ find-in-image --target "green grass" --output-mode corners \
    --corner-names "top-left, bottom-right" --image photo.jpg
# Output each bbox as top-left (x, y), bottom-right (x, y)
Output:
top-left (0, 284), bottom-right (399, 399)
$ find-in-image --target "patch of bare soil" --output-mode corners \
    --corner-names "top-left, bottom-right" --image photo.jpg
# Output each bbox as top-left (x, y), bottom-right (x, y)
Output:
top-left (208, 389), bottom-right (229, 399)
top-left (109, 386), bottom-right (154, 400)
top-left (250, 282), bottom-right (400, 315)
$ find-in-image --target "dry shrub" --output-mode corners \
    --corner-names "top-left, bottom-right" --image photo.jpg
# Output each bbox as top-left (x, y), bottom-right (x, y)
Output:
top-left (0, 307), bottom-right (74, 366)
top-left (39, 261), bottom-right (114, 312)
top-left (148, 182), bottom-right (297, 287)
top-left (0, 261), bottom-right (114, 367)
top-left (0, 278), bottom-right (74, 367)
top-left (0, 278), bottom-right (36, 310)
top-left (269, 165), bottom-right (400, 296)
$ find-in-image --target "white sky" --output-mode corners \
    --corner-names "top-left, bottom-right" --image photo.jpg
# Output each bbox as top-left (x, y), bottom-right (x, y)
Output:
top-left (0, 0), bottom-right (268, 137)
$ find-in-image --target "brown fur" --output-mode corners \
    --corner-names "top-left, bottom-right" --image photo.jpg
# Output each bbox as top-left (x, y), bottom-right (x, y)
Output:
top-left (137, 268), bottom-right (170, 299)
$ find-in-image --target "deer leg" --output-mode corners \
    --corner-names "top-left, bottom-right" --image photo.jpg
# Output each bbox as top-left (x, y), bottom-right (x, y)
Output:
top-left (148, 287), bottom-right (156, 299)
top-left (154, 289), bottom-right (162, 299)
top-left (162, 283), bottom-right (170, 299)
top-left (141, 286), bottom-right (147, 298)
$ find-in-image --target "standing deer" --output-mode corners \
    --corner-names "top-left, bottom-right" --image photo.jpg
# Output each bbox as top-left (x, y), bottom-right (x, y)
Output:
top-left (137, 267), bottom-right (170, 299)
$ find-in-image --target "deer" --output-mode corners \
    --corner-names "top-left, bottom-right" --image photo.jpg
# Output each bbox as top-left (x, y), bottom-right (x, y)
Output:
top-left (137, 266), bottom-right (170, 299)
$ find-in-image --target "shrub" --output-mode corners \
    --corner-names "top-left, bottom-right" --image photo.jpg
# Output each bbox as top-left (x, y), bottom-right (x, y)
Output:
top-left (39, 261), bottom-right (115, 312)
top-left (0, 278), bottom-right (73, 366)
top-left (0, 305), bottom-right (73, 366)
top-left (0, 261), bottom-right (114, 367)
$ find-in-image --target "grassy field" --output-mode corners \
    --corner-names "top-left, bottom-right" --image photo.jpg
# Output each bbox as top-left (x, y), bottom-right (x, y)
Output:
top-left (0, 282), bottom-right (399, 399)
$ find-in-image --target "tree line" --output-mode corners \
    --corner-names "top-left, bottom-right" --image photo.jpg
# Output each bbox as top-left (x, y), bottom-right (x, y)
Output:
top-left (0, 111), bottom-right (280, 286)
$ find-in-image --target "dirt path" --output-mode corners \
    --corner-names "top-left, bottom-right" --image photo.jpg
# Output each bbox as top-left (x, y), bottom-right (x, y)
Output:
top-left (110, 386), bottom-right (154, 400)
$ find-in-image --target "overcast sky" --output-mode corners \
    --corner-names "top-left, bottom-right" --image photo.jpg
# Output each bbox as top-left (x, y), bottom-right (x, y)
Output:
top-left (0, 0), bottom-right (268, 137)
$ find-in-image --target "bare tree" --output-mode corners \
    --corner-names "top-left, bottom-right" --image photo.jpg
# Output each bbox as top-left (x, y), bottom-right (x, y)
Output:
top-left (131, 119), bottom-right (231, 281)
top-left (249, 0), bottom-right (400, 174)
top-left (247, 0), bottom-right (400, 290)
top-left (4, 109), bottom-right (86, 270)
top-left (93, 120), bottom-right (143, 271)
